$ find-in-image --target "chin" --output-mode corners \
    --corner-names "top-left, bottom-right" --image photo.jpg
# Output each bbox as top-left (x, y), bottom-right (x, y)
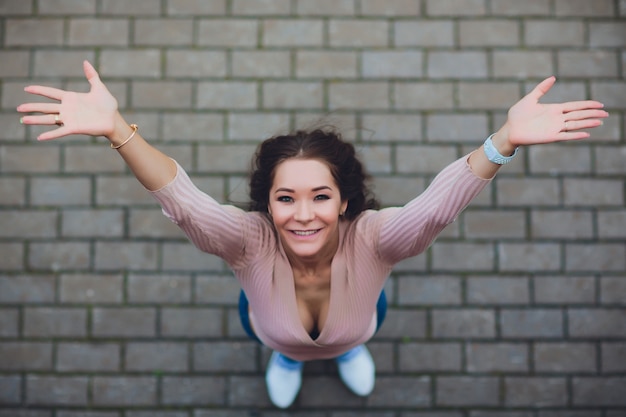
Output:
top-left (286, 245), bottom-right (323, 259)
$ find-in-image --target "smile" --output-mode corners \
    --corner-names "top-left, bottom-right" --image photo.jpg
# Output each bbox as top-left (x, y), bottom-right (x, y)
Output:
top-left (291, 229), bottom-right (320, 236)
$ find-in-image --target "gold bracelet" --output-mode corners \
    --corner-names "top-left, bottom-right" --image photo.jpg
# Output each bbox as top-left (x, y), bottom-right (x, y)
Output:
top-left (110, 124), bottom-right (139, 149)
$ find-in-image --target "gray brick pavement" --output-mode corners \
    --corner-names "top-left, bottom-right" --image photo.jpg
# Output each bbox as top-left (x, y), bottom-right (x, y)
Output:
top-left (0, 0), bottom-right (624, 415)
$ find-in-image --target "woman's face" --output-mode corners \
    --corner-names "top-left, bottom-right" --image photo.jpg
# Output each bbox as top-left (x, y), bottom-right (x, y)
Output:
top-left (268, 158), bottom-right (348, 263)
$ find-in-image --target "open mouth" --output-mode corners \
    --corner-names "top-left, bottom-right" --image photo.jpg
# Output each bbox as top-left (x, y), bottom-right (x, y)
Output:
top-left (291, 229), bottom-right (321, 237)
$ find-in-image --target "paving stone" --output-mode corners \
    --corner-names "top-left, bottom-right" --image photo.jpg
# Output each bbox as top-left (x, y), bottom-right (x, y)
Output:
top-left (565, 244), bottom-right (626, 272)
top-left (399, 342), bottom-right (462, 372)
top-left (601, 277), bottom-right (626, 304)
top-left (459, 19), bottom-right (520, 47)
top-left (436, 376), bottom-right (499, 406)
top-left (505, 377), bottom-right (567, 406)
top-left (296, 51), bottom-right (358, 78)
top-left (59, 273), bottom-right (123, 303)
top-left (525, 20), bottom-right (585, 46)
top-left (26, 376), bottom-right (89, 406)
top-left (367, 376), bottom-right (431, 407)
top-left (432, 309), bottom-right (496, 339)
top-left (5, 19), bottom-right (64, 46)
top-left (193, 341), bottom-right (257, 371)
top-left (466, 342), bottom-right (528, 372)
top-left (56, 343), bottom-right (120, 372)
top-left (233, 0), bottom-right (291, 16)
top-left (161, 376), bottom-right (226, 405)
top-left (92, 308), bottom-right (157, 338)
top-left (0, 375), bottom-right (21, 405)
top-left (426, 0), bottom-right (486, 16)
top-left (127, 273), bottom-right (192, 303)
top-left (534, 342), bottom-right (597, 373)
top-left (68, 18), bottom-right (128, 46)
top-left (161, 307), bottom-right (223, 337)
top-left (328, 20), bottom-right (388, 47)
top-left (134, 18), bottom-right (193, 46)
top-left (2, 5), bottom-right (624, 416)
top-left (533, 276), bottom-right (596, 304)
top-left (92, 377), bottom-right (157, 406)
top-left (0, 275), bottom-right (56, 303)
top-left (569, 309), bottom-right (626, 338)
top-left (24, 308), bottom-right (88, 337)
top-left (125, 342), bottom-right (188, 372)
top-left (500, 309), bottom-right (564, 339)
top-left (167, 0), bottom-right (226, 15)
top-left (395, 20), bottom-right (454, 47)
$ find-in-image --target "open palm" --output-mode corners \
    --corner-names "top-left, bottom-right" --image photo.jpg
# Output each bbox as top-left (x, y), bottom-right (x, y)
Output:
top-left (506, 76), bottom-right (607, 147)
top-left (18, 61), bottom-right (118, 141)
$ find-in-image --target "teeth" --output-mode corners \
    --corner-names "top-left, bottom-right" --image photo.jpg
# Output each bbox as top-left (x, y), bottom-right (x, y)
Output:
top-left (293, 230), bottom-right (317, 236)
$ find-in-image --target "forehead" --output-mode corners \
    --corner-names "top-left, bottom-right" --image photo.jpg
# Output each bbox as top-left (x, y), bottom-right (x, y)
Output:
top-left (271, 158), bottom-right (336, 188)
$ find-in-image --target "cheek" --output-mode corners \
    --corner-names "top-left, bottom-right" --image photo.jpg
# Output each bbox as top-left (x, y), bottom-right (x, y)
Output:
top-left (322, 206), bottom-right (342, 222)
top-left (268, 204), bottom-right (287, 225)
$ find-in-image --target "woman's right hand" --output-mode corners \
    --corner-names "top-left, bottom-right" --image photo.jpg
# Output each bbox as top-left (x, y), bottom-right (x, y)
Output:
top-left (17, 60), bottom-right (118, 141)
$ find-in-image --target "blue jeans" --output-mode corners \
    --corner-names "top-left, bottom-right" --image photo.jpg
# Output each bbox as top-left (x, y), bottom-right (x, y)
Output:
top-left (238, 289), bottom-right (388, 344)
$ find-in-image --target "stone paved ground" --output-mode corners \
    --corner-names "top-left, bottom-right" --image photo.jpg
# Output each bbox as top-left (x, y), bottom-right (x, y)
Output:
top-left (0, 0), bottom-right (625, 415)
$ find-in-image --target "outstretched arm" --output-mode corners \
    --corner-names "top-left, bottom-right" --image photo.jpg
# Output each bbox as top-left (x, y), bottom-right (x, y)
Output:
top-left (468, 76), bottom-right (609, 179)
top-left (17, 60), bottom-right (176, 191)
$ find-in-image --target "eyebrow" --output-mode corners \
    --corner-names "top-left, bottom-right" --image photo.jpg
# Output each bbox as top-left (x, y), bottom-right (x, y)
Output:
top-left (274, 186), bottom-right (333, 194)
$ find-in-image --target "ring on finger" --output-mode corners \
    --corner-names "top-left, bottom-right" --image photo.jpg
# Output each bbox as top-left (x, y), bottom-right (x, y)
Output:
top-left (564, 121), bottom-right (568, 131)
top-left (54, 114), bottom-right (63, 125)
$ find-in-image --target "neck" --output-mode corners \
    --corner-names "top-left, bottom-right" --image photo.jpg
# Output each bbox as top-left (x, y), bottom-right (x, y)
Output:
top-left (287, 253), bottom-right (332, 276)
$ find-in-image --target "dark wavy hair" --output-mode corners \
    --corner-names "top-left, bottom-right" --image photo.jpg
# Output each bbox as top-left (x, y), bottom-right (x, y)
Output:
top-left (248, 128), bottom-right (379, 220)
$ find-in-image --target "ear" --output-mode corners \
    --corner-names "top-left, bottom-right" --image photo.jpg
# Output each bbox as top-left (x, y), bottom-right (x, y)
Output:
top-left (340, 200), bottom-right (348, 216)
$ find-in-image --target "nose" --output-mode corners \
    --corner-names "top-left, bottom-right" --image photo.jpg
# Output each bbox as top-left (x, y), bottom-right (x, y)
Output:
top-left (294, 201), bottom-right (314, 222)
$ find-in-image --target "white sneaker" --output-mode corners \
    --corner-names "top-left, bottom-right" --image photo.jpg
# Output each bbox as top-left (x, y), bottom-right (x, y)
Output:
top-left (265, 351), bottom-right (303, 408)
top-left (335, 345), bottom-right (375, 396)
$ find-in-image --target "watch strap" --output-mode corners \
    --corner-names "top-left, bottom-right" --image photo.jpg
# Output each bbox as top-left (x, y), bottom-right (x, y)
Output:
top-left (483, 134), bottom-right (518, 165)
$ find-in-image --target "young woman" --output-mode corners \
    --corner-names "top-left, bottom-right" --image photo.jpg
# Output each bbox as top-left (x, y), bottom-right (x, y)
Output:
top-left (18, 61), bottom-right (608, 408)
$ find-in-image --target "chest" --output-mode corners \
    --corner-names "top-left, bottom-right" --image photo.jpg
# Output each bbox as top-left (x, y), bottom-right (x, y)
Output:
top-left (292, 268), bottom-right (332, 337)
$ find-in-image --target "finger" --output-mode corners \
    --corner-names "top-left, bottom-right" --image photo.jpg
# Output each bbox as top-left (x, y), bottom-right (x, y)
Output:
top-left (564, 119), bottom-right (604, 132)
top-left (554, 131), bottom-right (591, 142)
top-left (565, 109), bottom-right (609, 121)
top-left (16, 102), bottom-right (60, 114)
top-left (38, 126), bottom-right (71, 141)
top-left (528, 76), bottom-right (556, 101)
top-left (562, 100), bottom-right (605, 113)
top-left (83, 60), bottom-right (102, 88)
top-left (21, 114), bottom-right (63, 126)
top-left (24, 85), bottom-right (65, 101)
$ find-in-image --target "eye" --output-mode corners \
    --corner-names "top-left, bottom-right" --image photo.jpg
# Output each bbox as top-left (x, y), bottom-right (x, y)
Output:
top-left (314, 194), bottom-right (330, 201)
top-left (277, 196), bottom-right (293, 203)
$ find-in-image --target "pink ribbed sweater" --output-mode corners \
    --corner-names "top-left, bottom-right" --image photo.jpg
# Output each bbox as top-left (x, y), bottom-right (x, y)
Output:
top-left (151, 154), bottom-right (490, 361)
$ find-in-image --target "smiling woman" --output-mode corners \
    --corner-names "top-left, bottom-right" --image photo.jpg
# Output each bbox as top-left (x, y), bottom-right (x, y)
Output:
top-left (268, 158), bottom-right (348, 263)
top-left (17, 60), bottom-right (609, 409)
top-left (248, 128), bottom-right (379, 220)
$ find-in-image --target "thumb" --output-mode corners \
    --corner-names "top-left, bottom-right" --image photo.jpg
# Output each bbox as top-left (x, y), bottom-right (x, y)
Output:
top-left (83, 60), bottom-right (103, 87)
top-left (528, 76), bottom-right (556, 102)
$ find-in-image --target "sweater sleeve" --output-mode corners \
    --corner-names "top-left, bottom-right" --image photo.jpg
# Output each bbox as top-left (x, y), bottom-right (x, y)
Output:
top-left (149, 160), bottom-right (264, 268)
top-left (375, 152), bottom-right (491, 265)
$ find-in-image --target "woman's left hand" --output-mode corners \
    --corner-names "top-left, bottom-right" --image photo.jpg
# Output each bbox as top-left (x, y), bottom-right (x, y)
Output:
top-left (501, 76), bottom-right (609, 148)
top-left (468, 76), bottom-right (609, 179)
